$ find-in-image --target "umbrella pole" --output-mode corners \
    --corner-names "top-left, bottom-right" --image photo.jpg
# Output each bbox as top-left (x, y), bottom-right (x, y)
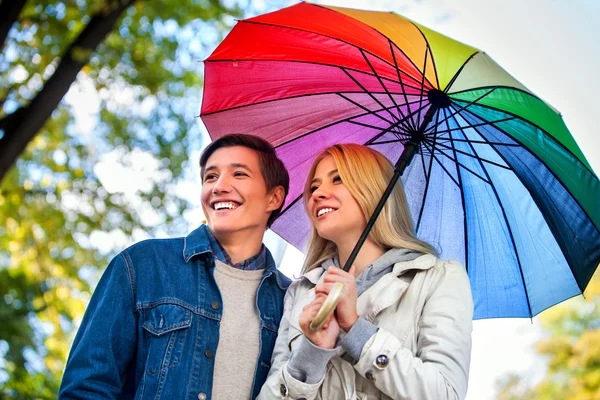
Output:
top-left (341, 104), bottom-right (438, 272)
top-left (310, 103), bottom-right (439, 332)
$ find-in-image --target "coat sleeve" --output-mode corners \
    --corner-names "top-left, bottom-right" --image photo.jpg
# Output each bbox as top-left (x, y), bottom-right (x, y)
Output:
top-left (59, 252), bottom-right (138, 399)
top-left (257, 284), bottom-right (328, 400)
top-left (353, 260), bottom-right (474, 400)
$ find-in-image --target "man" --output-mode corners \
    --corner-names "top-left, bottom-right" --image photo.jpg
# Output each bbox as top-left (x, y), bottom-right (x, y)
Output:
top-left (60, 134), bottom-right (291, 399)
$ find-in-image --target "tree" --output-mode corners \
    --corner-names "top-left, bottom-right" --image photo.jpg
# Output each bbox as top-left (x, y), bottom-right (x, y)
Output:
top-left (0, 0), bottom-right (243, 396)
top-left (496, 269), bottom-right (600, 400)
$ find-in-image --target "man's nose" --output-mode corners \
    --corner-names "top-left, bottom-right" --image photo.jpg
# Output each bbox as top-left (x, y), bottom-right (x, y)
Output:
top-left (212, 174), bottom-right (232, 193)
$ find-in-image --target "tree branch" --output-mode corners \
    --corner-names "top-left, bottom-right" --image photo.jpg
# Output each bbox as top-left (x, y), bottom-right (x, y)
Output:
top-left (0, 0), bottom-right (27, 49)
top-left (0, 0), bottom-right (135, 183)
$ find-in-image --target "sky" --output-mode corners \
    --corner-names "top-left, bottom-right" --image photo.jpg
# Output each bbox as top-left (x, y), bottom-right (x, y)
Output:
top-left (67, 0), bottom-right (599, 398)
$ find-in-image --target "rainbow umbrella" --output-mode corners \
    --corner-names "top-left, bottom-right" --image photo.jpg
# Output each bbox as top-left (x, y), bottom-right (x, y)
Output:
top-left (200, 3), bottom-right (600, 319)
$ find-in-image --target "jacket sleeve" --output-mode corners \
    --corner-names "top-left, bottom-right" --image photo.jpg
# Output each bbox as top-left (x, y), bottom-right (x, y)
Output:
top-left (257, 284), bottom-right (328, 400)
top-left (353, 260), bottom-right (473, 400)
top-left (59, 252), bottom-right (138, 399)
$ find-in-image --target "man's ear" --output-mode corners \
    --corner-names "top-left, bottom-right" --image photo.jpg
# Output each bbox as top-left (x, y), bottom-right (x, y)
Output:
top-left (266, 186), bottom-right (285, 212)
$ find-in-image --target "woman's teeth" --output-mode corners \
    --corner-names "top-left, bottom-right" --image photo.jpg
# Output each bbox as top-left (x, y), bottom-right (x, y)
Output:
top-left (317, 208), bottom-right (334, 217)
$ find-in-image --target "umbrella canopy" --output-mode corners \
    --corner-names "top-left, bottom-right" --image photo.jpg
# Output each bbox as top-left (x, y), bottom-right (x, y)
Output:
top-left (200, 2), bottom-right (600, 319)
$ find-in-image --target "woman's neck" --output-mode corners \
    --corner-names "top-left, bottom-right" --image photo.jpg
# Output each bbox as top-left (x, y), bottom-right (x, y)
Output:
top-left (336, 237), bottom-right (385, 277)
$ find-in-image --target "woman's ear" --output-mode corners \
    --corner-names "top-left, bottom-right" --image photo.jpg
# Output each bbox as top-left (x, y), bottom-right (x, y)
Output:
top-left (267, 186), bottom-right (285, 212)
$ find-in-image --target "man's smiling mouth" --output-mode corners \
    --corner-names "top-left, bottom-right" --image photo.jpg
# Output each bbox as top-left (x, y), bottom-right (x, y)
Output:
top-left (213, 201), bottom-right (240, 210)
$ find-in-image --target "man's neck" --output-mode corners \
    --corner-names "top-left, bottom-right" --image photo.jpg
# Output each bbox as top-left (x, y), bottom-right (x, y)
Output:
top-left (212, 228), bottom-right (264, 264)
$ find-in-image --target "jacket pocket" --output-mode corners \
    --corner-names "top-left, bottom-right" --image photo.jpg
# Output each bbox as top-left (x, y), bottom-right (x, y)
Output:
top-left (287, 324), bottom-right (303, 352)
top-left (141, 303), bottom-right (192, 374)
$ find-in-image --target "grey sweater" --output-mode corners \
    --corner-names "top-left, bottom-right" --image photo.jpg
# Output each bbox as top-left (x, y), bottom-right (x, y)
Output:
top-left (287, 248), bottom-right (422, 384)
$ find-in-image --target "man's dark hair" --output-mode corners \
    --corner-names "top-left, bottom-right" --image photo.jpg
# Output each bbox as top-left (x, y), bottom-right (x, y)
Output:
top-left (199, 134), bottom-right (290, 227)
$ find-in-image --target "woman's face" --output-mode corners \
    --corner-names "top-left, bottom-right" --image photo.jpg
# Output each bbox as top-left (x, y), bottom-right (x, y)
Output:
top-left (307, 155), bottom-right (366, 244)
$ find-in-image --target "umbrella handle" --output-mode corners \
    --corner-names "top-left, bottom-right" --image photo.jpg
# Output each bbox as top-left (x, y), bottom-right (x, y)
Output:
top-left (309, 282), bottom-right (346, 332)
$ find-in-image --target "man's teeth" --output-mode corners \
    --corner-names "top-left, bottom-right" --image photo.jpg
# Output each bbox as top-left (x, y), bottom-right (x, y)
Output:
top-left (317, 208), bottom-right (334, 217)
top-left (214, 202), bottom-right (238, 210)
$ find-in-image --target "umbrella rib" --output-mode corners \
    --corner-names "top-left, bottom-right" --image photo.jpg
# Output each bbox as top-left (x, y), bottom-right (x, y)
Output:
top-left (337, 93), bottom-right (397, 126)
top-left (420, 142), bottom-right (460, 187)
top-left (428, 139), bottom-right (514, 171)
top-left (277, 194), bottom-right (303, 218)
top-left (447, 108), bottom-right (533, 317)
top-left (363, 101), bottom-right (433, 145)
top-left (424, 116), bottom-right (516, 137)
top-left (367, 138), bottom-right (409, 146)
top-left (340, 68), bottom-right (403, 126)
top-left (407, 21), bottom-right (440, 89)
top-left (415, 108), bottom-right (440, 233)
top-left (389, 38), bottom-right (415, 129)
top-left (423, 88), bottom-right (498, 134)
top-left (273, 104), bottom-right (402, 150)
top-left (360, 48), bottom-right (411, 126)
top-left (236, 19), bottom-right (428, 88)
top-left (419, 142), bottom-right (430, 183)
top-left (433, 136), bottom-right (522, 147)
top-left (348, 97), bottom-right (426, 131)
top-left (443, 51), bottom-right (479, 93)
top-left (443, 108), bottom-right (469, 272)
top-left (451, 98), bottom-right (597, 178)
top-left (426, 142), bottom-right (492, 184)
top-left (415, 46), bottom-right (430, 132)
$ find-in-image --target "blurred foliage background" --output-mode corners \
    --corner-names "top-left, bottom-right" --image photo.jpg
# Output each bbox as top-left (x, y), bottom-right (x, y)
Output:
top-left (0, 0), bottom-right (255, 396)
top-left (1, 0), bottom-right (599, 398)
top-left (496, 271), bottom-right (600, 400)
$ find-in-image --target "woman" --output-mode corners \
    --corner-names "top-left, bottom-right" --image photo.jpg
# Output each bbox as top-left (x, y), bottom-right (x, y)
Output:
top-left (258, 144), bottom-right (473, 400)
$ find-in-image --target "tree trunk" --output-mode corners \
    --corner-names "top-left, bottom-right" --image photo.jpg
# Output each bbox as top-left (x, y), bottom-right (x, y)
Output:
top-left (0, 0), bottom-right (27, 49)
top-left (0, 0), bottom-right (135, 183)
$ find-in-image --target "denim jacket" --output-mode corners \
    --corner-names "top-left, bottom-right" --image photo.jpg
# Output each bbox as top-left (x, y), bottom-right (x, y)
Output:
top-left (59, 225), bottom-right (291, 399)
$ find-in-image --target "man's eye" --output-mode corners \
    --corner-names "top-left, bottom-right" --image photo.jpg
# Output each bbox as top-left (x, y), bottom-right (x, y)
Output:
top-left (204, 174), bottom-right (217, 181)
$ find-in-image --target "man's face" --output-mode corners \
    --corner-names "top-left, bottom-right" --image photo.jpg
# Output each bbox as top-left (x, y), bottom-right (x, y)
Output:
top-left (201, 146), bottom-right (281, 238)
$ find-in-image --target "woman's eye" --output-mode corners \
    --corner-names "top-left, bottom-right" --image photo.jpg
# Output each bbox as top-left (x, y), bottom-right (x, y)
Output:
top-left (310, 185), bottom-right (318, 193)
top-left (234, 171), bottom-right (248, 177)
top-left (333, 175), bottom-right (342, 183)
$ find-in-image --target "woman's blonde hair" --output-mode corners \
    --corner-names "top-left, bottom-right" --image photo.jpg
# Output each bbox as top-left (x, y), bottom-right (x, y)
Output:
top-left (302, 144), bottom-right (436, 272)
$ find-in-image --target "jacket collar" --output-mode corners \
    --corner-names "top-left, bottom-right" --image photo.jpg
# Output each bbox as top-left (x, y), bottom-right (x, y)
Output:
top-left (183, 225), bottom-right (289, 290)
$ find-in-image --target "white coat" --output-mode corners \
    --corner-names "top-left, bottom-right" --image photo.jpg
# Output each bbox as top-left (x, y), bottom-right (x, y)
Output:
top-left (258, 254), bottom-right (473, 400)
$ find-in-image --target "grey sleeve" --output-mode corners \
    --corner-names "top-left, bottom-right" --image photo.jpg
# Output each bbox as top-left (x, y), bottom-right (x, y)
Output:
top-left (287, 335), bottom-right (338, 384)
top-left (339, 317), bottom-right (378, 361)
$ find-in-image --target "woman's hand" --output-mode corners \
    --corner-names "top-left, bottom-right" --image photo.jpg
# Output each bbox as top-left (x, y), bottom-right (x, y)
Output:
top-left (315, 266), bottom-right (359, 332)
top-left (299, 293), bottom-right (340, 349)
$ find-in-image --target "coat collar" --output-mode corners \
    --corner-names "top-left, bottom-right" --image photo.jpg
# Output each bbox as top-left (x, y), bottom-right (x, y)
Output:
top-left (299, 253), bottom-right (437, 285)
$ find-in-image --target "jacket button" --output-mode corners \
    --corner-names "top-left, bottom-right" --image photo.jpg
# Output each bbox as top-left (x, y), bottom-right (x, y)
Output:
top-left (211, 301), bottom-right (219, 310)
top-left (197, 393), bottom-right (206, 400)
top-left (279, 383), bottom-right (288, 396)
top-left (366, 371), bottom-right (376, 383)
top-left (376, 354), bottom-right (389, 368)
top-left (205, 349), bottom-right (213, 359)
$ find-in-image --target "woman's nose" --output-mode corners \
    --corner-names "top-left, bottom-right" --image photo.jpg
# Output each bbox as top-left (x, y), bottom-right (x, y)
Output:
top-left (312, 185), bottom-right (331, 200)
